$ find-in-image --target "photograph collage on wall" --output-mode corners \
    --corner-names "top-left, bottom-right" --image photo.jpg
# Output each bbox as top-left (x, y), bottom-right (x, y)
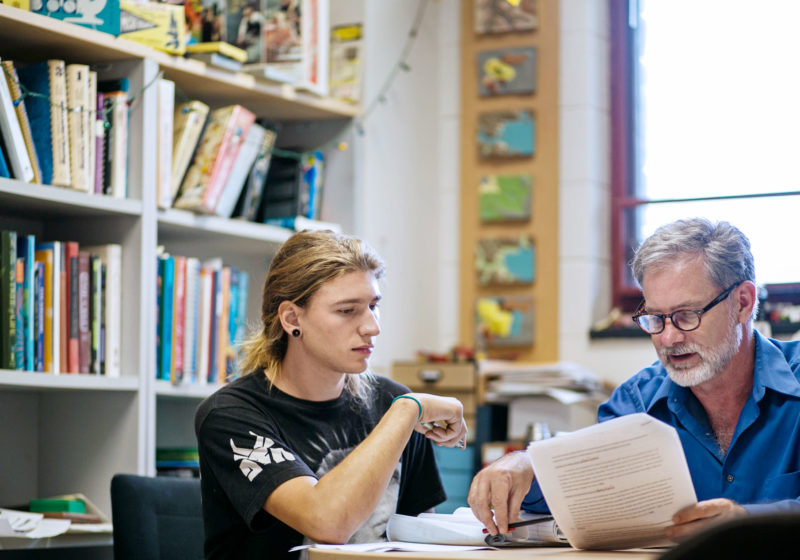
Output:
top-left (477, 110), bottom-right (535, 158)
top-left (477, 46), bottom-right (537, 97)
top-left (479, 173), bottom-right (532, 223)
top-left (474, 0), bottom-right (539, 34)
top-left (475, 235), bottom-right (535, 287)
top-left (475, 295), bottom-right (535, 348)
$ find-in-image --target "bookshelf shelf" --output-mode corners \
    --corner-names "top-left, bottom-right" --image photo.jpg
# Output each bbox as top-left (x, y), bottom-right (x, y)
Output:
top-left (0, 3), bottom-right (358, 520)
top-left (154, 379), bottom-right (218, 399)
top-left (0, 179), bottom-right (143, 218)
top-left (0, 369), bottom-right (139, 391)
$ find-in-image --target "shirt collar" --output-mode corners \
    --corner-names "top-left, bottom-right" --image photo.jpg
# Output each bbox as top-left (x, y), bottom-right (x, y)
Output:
top-left (648, 329), bottom-right (800, 413)
top-left (751, 329), bottom-right (800, 399)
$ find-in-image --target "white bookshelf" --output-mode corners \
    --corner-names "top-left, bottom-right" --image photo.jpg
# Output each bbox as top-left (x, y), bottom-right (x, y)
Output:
top-left (0, 4), bottom-right (358, 518)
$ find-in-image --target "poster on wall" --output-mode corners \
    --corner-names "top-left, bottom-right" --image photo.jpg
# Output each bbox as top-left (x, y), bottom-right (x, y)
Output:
top-left (475, 236), bottom-right (535, 286)
top-left (475, 295), bottom-right (535, 348)
top-left (477, 110), bottom-right (535, 158)
top-left (474, 0), bottom-right (538, 35)
top-left (477, 47), bottom-right (537, 96)
top-left (479, 173), bottom-right (533, 223)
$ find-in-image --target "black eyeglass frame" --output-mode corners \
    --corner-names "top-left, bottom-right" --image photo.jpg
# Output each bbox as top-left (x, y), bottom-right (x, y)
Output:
top-left (631, 281), bottom-right (744, 335)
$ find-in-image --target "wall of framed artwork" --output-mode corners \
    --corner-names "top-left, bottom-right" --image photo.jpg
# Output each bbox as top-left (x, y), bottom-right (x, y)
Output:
top-left (459, 0), bottom-right (558, 361)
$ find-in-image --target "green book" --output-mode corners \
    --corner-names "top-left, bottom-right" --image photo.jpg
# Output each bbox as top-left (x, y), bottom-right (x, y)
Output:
top-left (1, 230), bottom-right (17, 369)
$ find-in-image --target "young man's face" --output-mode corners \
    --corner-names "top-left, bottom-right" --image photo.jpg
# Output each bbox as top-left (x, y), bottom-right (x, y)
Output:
top-left (296, 270), bottom-right (382, 375)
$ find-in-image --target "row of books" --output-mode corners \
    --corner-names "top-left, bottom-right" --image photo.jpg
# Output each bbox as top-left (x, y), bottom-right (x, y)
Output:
top-left (164, 97), bottom-right (326, 225)
top-left (0, 57), bottom-right (129, 197)
top-left (156, 251), bottom-right (249, 387)
top-left (0, 230), bottom-right (121, 376)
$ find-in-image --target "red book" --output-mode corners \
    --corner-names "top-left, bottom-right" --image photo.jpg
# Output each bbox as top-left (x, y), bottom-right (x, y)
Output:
top-left (172, 255), bottom-right (186, 384)
top-left (63, 241), bottom-right (79, 373)
top-left (172, 104), bottom-right (256, 214)
top-left (78, 251), bottom-right (90, 374)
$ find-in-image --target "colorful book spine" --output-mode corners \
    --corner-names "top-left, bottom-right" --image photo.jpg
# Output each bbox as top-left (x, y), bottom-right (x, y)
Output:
top-left (171, 255), bottom-right (186, 384)
top-left (14, 259), bottom-right (23, 370)
top-left (90, 255), bottom-right (102, 374)
top-left (174, 104), bottom-right (256, 214)
top-left (1, 60), bottom-right (42, 184)
top-left (34, 261), bottom-right (44, 372)
top-left (17, 60), bottom-right (71, 187)
top-left (0, 57), bottom-right (34, 182)
top-left (66, 64), bottom-right (91, 192)
top-left (36, 241), bottom-right (61, 374)
top-left (158, 254), bottom-right (174, 381)
top-left (1, 230), bottom-right (17, 369)
top-left (94, 92), bottom-right (105, 193)
top-left (34, 246), bottom-right (56, 373)
top-left (215, 122), bottom-right (267, 218)
top-left (183, 257), bottom-right (200, 384)
top-left (156, 78), bottom-right (175, 209)
top-left (83, 244), bottom-right (121, 376)
top-left (17, 234), bottom-right (35, 371)
top-left (170, 100), bottom-right (209, 201)
top-left (64, 241), bottom-right (79, 373)
top-left (103, 90), bottom-right (129, 198)
top-left (77, 252), bottom-right (90, 373)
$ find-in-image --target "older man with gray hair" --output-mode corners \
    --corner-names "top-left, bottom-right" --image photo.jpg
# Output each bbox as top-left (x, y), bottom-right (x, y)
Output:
top-left (468, 218), bottom-right (800, 541)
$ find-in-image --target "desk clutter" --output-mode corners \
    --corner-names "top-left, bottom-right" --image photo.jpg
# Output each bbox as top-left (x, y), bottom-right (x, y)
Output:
top-left (0, 494), bottom-right (111, 542)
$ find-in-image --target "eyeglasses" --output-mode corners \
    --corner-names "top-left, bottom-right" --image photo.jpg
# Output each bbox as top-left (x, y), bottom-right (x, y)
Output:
top-left (632, 281), bottom-right (743, 335)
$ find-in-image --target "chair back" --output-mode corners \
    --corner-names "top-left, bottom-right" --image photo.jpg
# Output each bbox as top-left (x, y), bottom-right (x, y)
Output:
top-left (659, 512), bottom-right (800, 560)
top-left (110, 474), bottom-right (204, 560)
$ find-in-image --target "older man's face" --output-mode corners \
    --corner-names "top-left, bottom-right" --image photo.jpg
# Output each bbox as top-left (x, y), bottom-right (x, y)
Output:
top-left (640, 256), bottom-right (743, 387)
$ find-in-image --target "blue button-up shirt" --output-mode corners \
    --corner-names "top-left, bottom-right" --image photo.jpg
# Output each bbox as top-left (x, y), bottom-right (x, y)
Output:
top-left (522, 331), bottom-right (800, 514)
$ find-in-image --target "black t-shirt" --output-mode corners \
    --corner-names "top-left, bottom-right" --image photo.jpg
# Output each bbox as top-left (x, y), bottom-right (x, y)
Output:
top-left (195, 373), bottom-right (446, 559)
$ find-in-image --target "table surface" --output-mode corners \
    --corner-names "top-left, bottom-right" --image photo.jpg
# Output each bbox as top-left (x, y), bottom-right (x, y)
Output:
top-left (308, 545), bottom-right (664, 560)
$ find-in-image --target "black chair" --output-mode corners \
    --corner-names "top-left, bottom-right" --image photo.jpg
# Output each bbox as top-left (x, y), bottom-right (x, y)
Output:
top-left (659, 512), bottom-right (800, 560)
top-left (110, 474), bottom-right (204, 560)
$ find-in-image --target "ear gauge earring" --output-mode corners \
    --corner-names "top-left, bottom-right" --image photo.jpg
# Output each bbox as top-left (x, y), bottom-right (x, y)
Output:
top-left (291, 329), bottom-right (301, 338)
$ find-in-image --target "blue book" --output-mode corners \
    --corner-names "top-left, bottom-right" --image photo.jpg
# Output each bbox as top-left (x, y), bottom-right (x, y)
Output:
top-left (0, 138), bottom-right (10, 179)
top-left (226, 268), bottom-right (239, 379)
top-left (16, 62), bottom-right (55, 185)
top-left (34, 261), bottom-right (45, 372)
top-left (158, 255), bottom-right (174, 382)
top-left (16, 234), bottom-right (35, 371)
top-left (14, 259), bottom-right (23, 370)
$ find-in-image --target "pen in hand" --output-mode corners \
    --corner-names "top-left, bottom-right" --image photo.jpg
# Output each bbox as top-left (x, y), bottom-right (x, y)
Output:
top-left (482, 515), bottom-right (555, 534)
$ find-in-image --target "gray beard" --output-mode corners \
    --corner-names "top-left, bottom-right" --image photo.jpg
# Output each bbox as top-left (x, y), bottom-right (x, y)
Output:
top-left (659, 316), bottom-right (742, 388)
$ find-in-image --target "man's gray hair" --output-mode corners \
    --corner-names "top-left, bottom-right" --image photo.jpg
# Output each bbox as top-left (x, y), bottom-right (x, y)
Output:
top-left (630, 218), bottom-right (756, 291)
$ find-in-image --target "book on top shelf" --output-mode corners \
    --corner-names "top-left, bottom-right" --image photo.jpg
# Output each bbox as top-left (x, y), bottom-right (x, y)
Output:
top-left (256, 0), bottom-right (329, 95)
top-left (170, 100), bottom-right (210, 205)
top-left (214, 121), bottom-right (267, 218)
top-left (231, 127), bottom-right (276, 220)
top-left (329, 23), bottom-right (364, 104)
top-left (0, 57), bottom-right (35, 183)
top-left (1, 60), bottom-right (43, 184)
top-left (119, 1), bottom-right (187, 55)
top-left (156, 78), bottom-right (176, 209)
top-left (17, 60), bottom-right (71, 188)
top-left (102, 90), bottom-right (129, 198)
top-left (66, 64), bottom-right (92, 193)
top-left (0, 137), bottom-right (10, 178)
top-left (185, 41), bottom-right (248, 63)
top-left (173, 104), bottom-right (256, 214)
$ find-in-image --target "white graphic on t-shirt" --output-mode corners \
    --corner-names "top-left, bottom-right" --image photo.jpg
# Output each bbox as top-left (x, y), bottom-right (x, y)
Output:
top-left (230, 431), bottom-right (296, 481)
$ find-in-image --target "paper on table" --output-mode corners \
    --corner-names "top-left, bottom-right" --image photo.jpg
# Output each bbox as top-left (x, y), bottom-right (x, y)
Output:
top-left (291, 542), bottom-right (493, 553)
top-left (0, 509), bottom-right (71, 539)
top-left (527, 413), bottom-right (697, 550)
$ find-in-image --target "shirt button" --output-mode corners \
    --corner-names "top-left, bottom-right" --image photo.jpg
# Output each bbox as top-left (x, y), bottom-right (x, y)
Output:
top-left (726, 474), bottom-right (734, 483)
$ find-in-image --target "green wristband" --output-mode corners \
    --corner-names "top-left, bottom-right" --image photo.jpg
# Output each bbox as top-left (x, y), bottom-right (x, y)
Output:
top-left (392, 394), bottom-right (423, 421)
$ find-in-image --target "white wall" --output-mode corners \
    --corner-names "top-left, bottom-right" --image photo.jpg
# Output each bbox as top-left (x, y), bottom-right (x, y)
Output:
top-left (356, 0), bottom-right (461, 376)
top-left (355, 0), bottom-right (655, 387)
top-left (556, 0), bottom-right (655, 385)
